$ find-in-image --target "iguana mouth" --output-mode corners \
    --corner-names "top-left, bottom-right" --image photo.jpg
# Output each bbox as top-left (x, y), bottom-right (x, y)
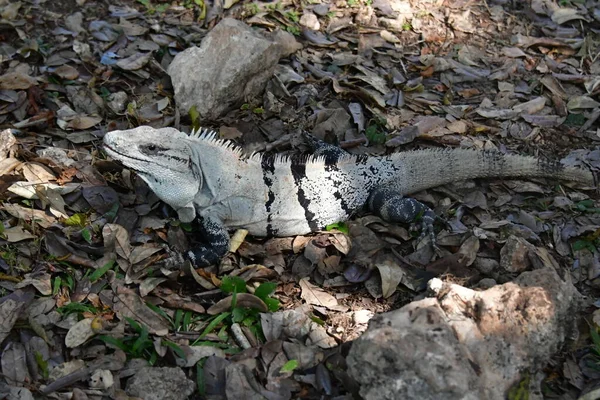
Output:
top-left (103, 143), bottom-right (150, 170)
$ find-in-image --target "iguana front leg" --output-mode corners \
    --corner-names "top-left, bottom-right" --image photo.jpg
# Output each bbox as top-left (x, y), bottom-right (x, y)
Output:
top-left (186, 214), bottom-right (230, 267)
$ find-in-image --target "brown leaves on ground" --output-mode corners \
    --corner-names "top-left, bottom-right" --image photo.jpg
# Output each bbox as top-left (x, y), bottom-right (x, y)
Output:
top-left (0, 0), bottom-right (600, 398)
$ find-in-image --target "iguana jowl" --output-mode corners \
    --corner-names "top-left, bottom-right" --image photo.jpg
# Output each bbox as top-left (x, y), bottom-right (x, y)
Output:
top-left (103, 126), bottom-right (594, 267)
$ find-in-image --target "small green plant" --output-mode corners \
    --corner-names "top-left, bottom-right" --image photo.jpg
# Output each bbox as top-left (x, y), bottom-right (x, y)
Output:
top-left (245, 2), bottom-right (259, 15)
top-left (285, 10), bottom-right (299, 22)
top-left (572, 237), bottom-right (598, 253)
top-left (575, 199), bottom-right (600, 214)
top-left (402, 21), bottom-right (412, 31)
top-left (34, 352), bottom-right (49, 379)
top-left (585, 323), bottom-right (600, 373)
top-left (52, 273), bottom-right (75, 295)
top-left (64, 213), bottom-right (87, 227)
top-left (99, 87), bottom-right (112, 100)
top-left (221, 276), bottom-right (280, 312)
top-left (265, 1), bottom-right (282, 11)
top-left (189, 277), bottom-right (280, 346)
top-left (0, 246), bottom-right (19, 268)
top-left (564, 113), bottom-right (586, 126)
top-left (56, 301), bottom-right (98, 316)
top-left (280, 359), bottom-right (298, 373)
top-left (286, 25), bottom-right (301, 36)
top-left (189, 105), bottom-right (201, 131)
top-left (507, 371), bottom-right (530, 400)
top-left (325, 222), bottom-right (349, 235)
top-left (98, 317), bottom-right (185, 364)
top-left (173, 309), bottom-right (194, 331)
top-left (137, 0), bottom-right (169, 14)
top-left (365, 121), bottom-right (387, 145)
top-left (220, 276), bottom-right (247, 293)
top-left (347, 0), bottom-right (358, 6)
top-left (89, 260), bottom-right (116, 283)
top-left (559, 0), bottom-right (585, 5)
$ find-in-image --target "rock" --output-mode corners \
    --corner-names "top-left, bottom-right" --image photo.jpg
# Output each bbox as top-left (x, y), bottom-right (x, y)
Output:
top-left (312, 4), bottom-right (329, 16)
top-left (347, 268), bottom-right (580, 400)
top-left (107, 91), bottom-right (128, 114)
top-left (473, 256), bottom-right (499, 274)
top-left (372, 0), bottom-right (394, 16)
top-left (500, 235), bottom-right (535, 273)
top-left (6, 387), bottom-right (34, 400)
top-left (126, 367), bottom-right (195, 400)
top-left (299, 11), bottom-right (320, 31)
top-left (474, 278), bottom-right (497, 289)
top-left (355, 6), bottom-right (375, 26)
top-left (390, 0), bottom-right (413, 14)
top-left (266, 29), bottom-right (302, 58)
top-left (168, 18), bottom-right (295, 121)
top-left (89, 369), bottom-right (113, 389)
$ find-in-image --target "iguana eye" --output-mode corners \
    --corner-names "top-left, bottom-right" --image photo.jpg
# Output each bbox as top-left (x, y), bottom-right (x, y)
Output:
top-left (142, 144), bottom-right (159, 154)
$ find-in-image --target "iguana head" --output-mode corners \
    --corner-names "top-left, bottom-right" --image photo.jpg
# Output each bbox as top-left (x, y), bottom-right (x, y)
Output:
top-left (103, 126), bottom-right (201, 222)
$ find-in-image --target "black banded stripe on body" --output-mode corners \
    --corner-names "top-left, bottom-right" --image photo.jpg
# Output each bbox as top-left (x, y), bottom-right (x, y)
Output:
top-left (261, 154), bottom-right (278, 236)
top-left (314, 145), bottom-right (354, 217)
top-left (324, 162), bottom-right (353, 218)
top-left (289, 154), bottom-right (319, 231)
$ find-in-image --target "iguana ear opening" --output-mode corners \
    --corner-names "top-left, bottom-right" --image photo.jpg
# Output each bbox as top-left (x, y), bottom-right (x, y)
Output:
top-left (191, 158), bottom-right (203, 191)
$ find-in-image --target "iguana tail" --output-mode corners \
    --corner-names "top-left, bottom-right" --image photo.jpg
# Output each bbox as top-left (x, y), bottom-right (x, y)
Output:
top-left (391, 148), bottom-right (595, 195)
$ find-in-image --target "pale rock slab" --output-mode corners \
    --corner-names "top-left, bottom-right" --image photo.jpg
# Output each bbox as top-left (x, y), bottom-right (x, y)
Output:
top-left (347, 267), bottom-right (580, 400)
top-left (168, 18), bottom-right (300, 121)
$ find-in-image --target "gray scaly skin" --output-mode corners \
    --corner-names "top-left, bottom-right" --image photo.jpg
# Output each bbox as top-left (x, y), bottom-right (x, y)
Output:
top-left (103, 126), bottom-right (595, 267)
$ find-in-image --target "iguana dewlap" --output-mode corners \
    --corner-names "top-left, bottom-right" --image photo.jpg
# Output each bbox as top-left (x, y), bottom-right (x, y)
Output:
top-left (103, 126), bottom-right (594, 266)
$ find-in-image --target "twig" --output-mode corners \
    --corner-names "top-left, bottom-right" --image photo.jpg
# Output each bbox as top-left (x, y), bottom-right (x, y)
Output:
top-left (40, 367), bottom-right (91, 395)
top-left (230, 323), bottom-right (252, 349)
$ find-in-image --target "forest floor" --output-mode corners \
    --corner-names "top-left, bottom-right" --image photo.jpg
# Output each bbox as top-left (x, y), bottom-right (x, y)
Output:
top-left (1, 0), bottom-right (600, 398)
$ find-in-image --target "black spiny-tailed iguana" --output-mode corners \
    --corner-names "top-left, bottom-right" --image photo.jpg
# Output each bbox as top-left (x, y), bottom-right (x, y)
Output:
top-left (103, 126), bottom-right (595, 267)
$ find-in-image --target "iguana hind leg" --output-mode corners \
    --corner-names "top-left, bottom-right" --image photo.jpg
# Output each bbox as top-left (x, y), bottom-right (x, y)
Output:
top-left (304, 133), bottom-right (441, 243)
top-left (367, 187), bottom-right (438, 245)
top-left (186, 214), bottom-right (229, 267)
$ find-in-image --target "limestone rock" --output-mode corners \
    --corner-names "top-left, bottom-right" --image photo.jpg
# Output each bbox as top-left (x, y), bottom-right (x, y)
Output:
top-left (126, 367), bottom-right (195, 400)
top-left (168, 18), bottom-right (298, 121)
top-left (500, 235), bottom-right (535, 273)
top-left (347, 268), bottom-right (580, 400)
top-left (300, 11), bottom-right (320, 31)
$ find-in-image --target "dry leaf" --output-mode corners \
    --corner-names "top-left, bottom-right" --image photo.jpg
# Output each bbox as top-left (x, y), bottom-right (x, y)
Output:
top-left (207, 293), bottom-right (268, 315)
top-left (66, 115), bottom-right (102, 130)
top-left (299, 278), bottom-right (345, 310)
top-left (3, 226), bottom-right (35, 242)
top-left (0, 72), bottom-right (37, 90)
top-left (53, 65), bottom-right (80, 80)
top-left (376, 260), bottom-right (405, 298)
top-left (65, 318), bottom-right (98, 348)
